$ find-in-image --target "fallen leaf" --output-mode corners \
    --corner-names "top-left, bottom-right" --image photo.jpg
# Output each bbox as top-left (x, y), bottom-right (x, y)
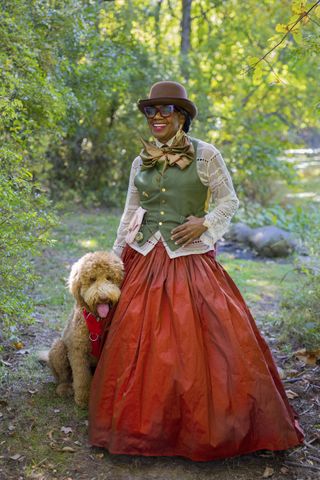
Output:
top-left (257, 451), bottom-right (274, 457)
top-left (308, 432), bottom-right (320, 443)
top-left (60, 446), bottom-right (76, 453)
top-left (16, 348), bottom-right (30, 355)
top-left (0, 360), bottom-right (12, 367)
top-left (285, 389), bottom-right (299, 399)
top-left (262, 466), bottom-right (274, 478)
top-left (28, 389), bottom-right (38, 395)
top-left (12, 341), bottom-right (24, 350)
top-left (9, 453), bottom-right (22, 461)
top-left (280, 467), bottom-right (289, 474)
top-left (47, 430), bottom-right (56, 441)
top-left (61, 426), bottom-right (73, 435)
top-left (294, 348), bottom-right (320, 365)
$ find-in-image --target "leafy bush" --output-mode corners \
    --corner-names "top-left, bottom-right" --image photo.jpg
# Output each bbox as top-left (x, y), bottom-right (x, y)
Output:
top-left (0, 1), bottom-right (61, 341)
top-left (277, 267), bottom-right (320, 350)
top-left (235, 202), bottom-right (320, 245)
top-left (0, 156), bottom-right (57, 340)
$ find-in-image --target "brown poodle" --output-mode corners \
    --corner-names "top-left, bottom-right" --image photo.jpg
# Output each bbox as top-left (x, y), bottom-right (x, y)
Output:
top-left (41, 251), bottom-right (124, 408)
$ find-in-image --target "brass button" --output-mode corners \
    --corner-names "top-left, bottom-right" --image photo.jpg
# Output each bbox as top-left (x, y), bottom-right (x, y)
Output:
top-left (158, 221), bottom-right (163, 226)
top-left (160, 211), bottom-right (165, 215)
top-left (161, 199), bottom-right (166, 204)
top-left (161, 187), bottom-right (166, 192)
top-left (135, 231), bottom-right (144, 242)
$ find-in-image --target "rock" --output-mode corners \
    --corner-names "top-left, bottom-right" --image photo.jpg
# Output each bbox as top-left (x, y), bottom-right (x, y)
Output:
top-left (224, 223), bottom-right (253, 243)
top-left (248, 226), bottom-right (297, 257)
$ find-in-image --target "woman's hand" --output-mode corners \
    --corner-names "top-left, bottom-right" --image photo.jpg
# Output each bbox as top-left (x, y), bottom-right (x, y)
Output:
top-left (171, 216), bottom-right (208, 247)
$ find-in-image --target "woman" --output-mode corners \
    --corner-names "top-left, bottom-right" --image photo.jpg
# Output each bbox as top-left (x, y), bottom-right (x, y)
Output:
top-left (89, 81), bottom-right (303, 461)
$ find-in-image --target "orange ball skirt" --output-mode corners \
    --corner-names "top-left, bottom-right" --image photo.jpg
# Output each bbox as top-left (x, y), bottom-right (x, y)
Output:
top-left (88, 242), bottom-right (303, 461)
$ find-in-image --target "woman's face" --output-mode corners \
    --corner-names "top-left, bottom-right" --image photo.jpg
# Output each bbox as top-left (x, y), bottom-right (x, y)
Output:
top-left (146, 105), bottom-right (185, 143)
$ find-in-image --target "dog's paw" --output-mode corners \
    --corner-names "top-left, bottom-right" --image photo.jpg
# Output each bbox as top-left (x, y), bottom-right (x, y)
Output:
top-left (74, 389), bottom-right (89, 408)
top-left (56, 383), bottom-right (73, 397)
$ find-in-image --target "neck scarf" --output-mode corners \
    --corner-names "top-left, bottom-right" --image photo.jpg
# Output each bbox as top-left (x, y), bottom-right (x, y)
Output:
top-left (140, 129), bottom-right (194, 171)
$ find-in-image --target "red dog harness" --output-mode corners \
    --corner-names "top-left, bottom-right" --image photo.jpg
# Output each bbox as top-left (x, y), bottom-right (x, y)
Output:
top-left (83, 308), bottom-right (108, 358)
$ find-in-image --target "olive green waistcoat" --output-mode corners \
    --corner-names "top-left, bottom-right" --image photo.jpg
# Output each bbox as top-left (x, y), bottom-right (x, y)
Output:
top-left (134, 138), bottom-right (210, 251)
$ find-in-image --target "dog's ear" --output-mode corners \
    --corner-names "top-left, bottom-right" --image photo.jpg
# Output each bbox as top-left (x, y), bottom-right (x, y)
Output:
top-left (68, 258), bottom-right (82, 301)
top-left (110, 255), bottom-right (125, 286)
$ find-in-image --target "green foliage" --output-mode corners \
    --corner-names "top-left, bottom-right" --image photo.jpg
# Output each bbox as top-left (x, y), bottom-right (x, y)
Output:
top-left (0, 1), bottom-right (60, 338)
top-left (7, 0), bottom-right (318, 207)
top-left (278, 266), bottom-right (320, 349)
top-left (235, 202), bottom-right (320, 243)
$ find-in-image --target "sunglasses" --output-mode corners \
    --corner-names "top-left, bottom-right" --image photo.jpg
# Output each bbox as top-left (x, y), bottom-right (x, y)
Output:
top-left (143, 105), bottom-right (176, 118)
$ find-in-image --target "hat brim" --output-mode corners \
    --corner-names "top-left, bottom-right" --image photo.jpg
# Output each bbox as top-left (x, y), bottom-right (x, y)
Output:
top-left (137, 97), bottom-right (197, 119)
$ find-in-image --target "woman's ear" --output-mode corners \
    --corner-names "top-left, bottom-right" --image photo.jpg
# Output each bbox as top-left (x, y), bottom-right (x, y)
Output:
top-left (178, 112), bottom-right (185, 129)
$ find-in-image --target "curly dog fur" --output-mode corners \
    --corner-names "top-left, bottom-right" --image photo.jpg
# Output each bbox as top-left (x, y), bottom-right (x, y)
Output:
top-left (42, 251), bottom-right (124, 408)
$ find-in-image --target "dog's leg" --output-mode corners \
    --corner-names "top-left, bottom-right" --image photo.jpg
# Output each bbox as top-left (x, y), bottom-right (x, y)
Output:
top-left (48, 339), bottom-right (73, 397)
top-left (68, 348), bottom-right (92, 408)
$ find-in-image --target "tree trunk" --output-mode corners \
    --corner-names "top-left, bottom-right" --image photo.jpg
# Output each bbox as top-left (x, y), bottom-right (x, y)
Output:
top-left (180, 0), bottom-right (192, 79)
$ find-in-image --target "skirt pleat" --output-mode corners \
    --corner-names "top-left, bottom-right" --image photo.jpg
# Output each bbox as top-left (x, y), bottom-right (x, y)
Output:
top-left (88, 243), bottom-right (303, 461)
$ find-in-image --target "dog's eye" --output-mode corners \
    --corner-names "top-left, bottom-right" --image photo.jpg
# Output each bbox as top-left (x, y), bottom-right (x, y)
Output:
top-left (89, 276), bottom-right (96, 283)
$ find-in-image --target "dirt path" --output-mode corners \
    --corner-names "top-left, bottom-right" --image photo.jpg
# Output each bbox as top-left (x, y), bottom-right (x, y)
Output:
top-left (0, 210), bottom-right (319, 480)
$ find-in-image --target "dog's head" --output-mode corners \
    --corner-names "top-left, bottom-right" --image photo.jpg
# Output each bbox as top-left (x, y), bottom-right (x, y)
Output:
top-left (68, 251), bottom-right (124, 318)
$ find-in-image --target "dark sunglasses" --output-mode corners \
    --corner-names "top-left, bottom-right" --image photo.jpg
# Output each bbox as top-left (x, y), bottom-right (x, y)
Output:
top-left (143, 105), bottom-right (176, 118)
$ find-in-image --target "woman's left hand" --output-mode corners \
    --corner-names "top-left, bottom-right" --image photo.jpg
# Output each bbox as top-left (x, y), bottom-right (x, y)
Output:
top-left (171, 216), bottom-right (208, 247)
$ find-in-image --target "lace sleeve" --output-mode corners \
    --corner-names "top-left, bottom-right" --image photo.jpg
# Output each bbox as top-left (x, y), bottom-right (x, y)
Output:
top-left (197, 144), bottom-right (239, 247)
top-left (112, 156), bottom-right (142, 257)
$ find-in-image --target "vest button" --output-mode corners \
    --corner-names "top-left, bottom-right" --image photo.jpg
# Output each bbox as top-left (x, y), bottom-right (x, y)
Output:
top-left (160, 211), bottom-right (165, 215)
top-left (135, 232), bottom-right (144, 242)
top-left (161, 188), bottom-right (166, 192)
top-left (158, 221), bottom-right (163, 226)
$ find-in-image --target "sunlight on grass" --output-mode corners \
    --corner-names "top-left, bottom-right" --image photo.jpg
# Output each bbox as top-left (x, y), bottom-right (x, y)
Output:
top-left (286, 192), bottom-right (319, 199)
top-left (218, 253), bottom-right (299, 306)
top-left (78, 238), bottom-right (98, 249)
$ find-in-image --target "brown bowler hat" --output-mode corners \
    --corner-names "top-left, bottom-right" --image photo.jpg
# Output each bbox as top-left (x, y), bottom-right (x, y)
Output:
top-left (137, 81), bottom-right (197, 119)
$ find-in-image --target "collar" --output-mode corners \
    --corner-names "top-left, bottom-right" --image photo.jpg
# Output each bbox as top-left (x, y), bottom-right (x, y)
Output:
top-left (155, 136), bottom-right (175, 148)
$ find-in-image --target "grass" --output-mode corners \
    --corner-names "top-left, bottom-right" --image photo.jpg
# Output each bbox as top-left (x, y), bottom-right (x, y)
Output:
top-left (218, 254), bottom-right (297, 304)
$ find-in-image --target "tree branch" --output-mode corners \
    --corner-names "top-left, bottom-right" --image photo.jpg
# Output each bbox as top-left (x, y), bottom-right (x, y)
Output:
top-left (263, 57), bottom-right (286, 84)
top-left (246, 1), bottom-right (320, 72)
top-left (191, 6), bottom-right (215, 22)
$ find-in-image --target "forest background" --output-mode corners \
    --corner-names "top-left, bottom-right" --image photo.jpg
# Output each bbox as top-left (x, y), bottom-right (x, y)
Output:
top-left (1, 0), bottom-right (320, 345)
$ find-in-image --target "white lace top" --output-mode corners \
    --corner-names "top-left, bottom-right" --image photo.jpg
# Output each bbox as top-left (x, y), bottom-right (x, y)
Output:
top-left (112, 137), bottom-right (239, 259)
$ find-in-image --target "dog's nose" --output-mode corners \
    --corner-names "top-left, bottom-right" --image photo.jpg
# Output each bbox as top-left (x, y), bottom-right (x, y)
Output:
top-left (99, 297), bottom-right (113, 306)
